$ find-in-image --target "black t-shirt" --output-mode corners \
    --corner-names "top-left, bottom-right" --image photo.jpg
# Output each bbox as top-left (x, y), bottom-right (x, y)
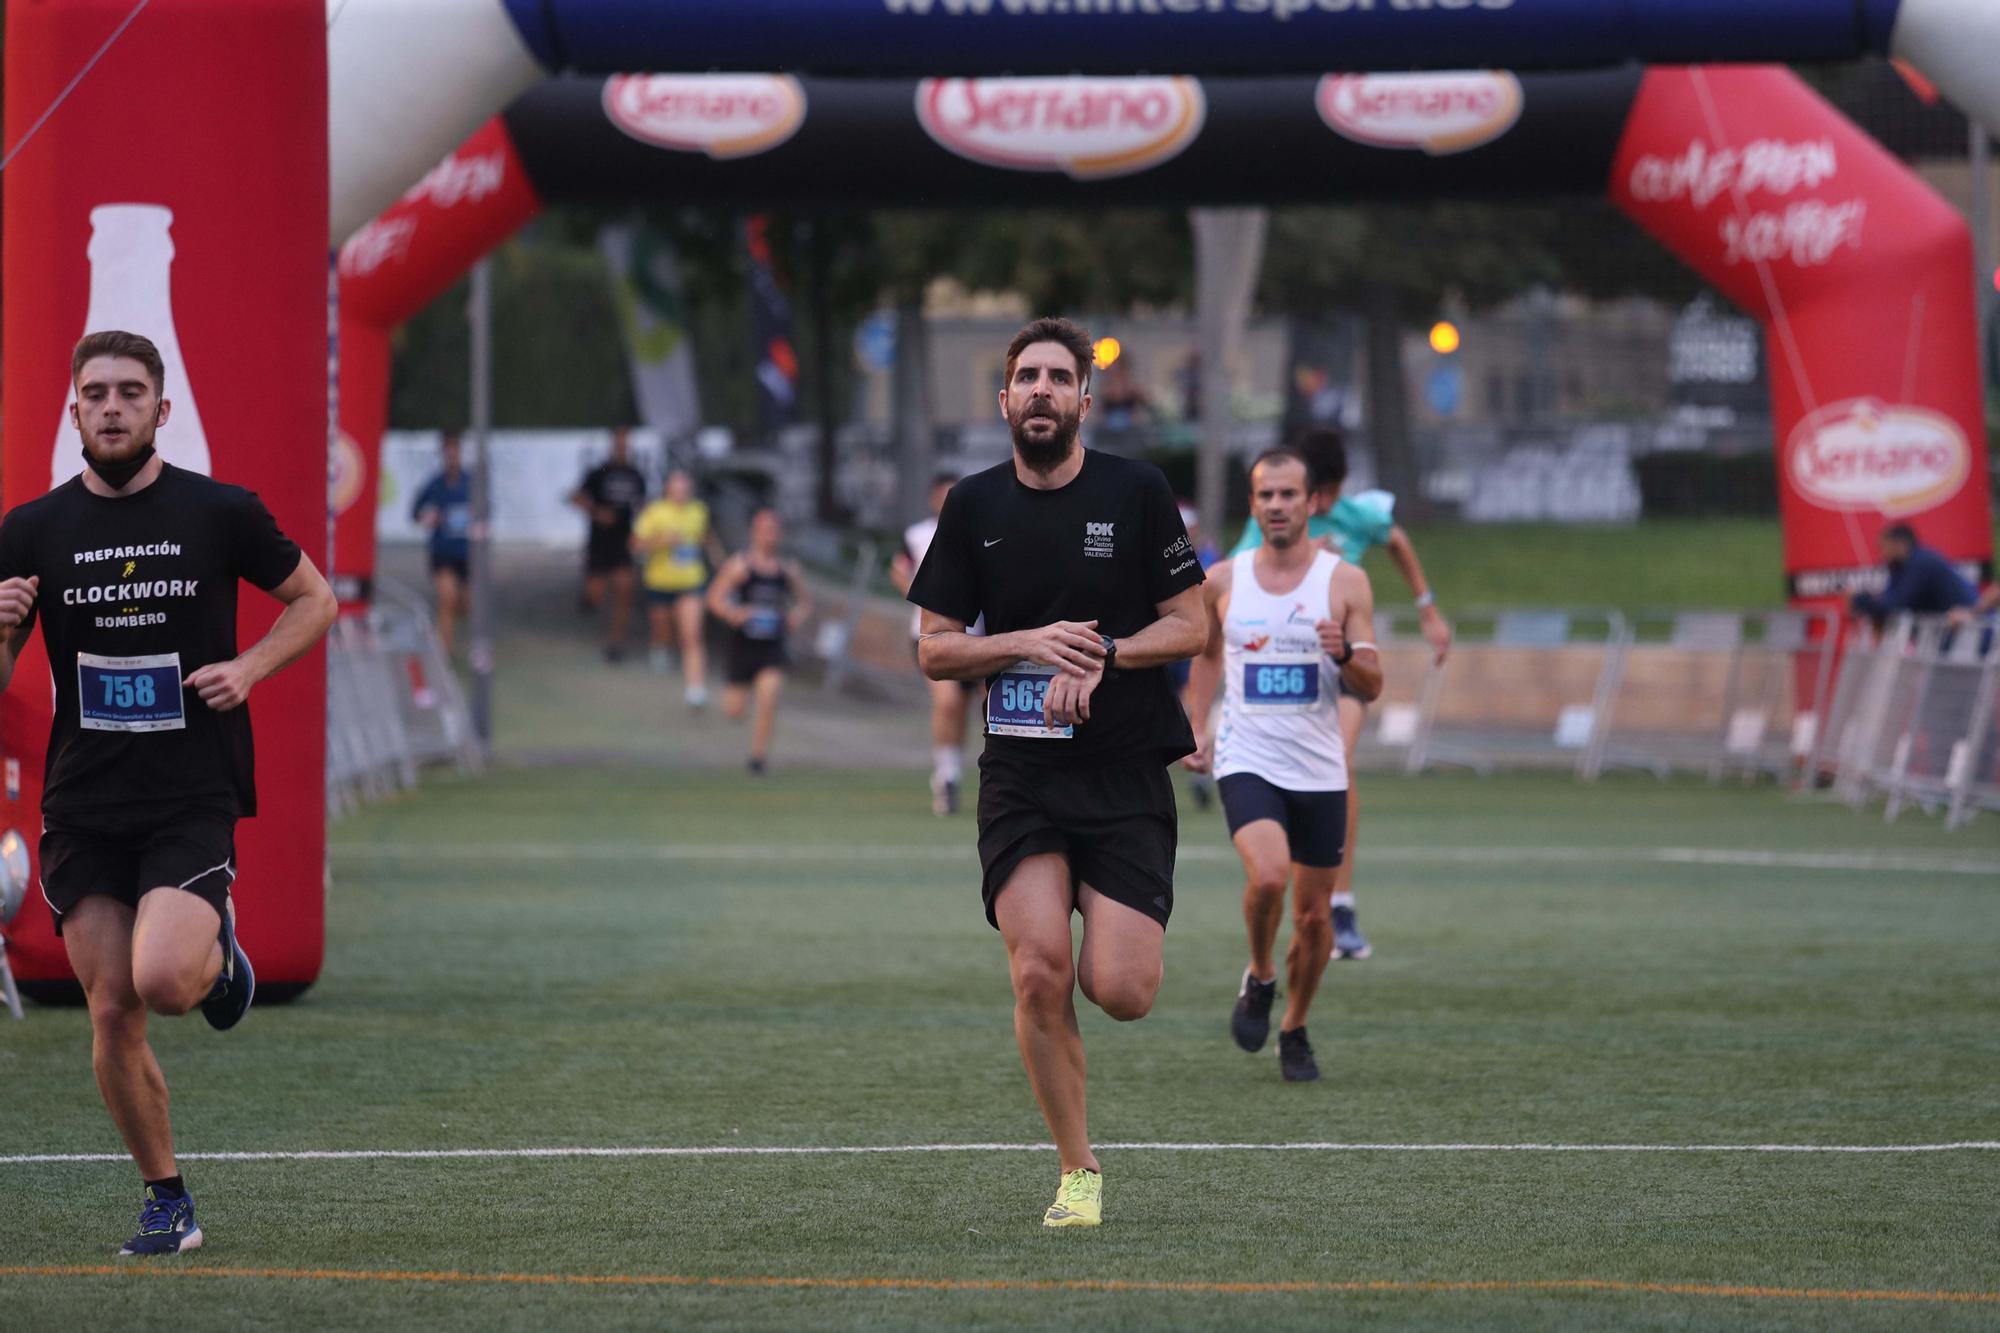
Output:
top-left (0, 464), bottom-right (303, 821)
top-left (908, 450), bottom-right (1204, 767)
top-left (579, 462), bottom-right (647, 543)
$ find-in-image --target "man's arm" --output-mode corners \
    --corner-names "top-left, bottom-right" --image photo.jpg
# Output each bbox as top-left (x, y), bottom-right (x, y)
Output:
top-left (183, 555), bottom-right (338, 712)
top-left (1181, 568), bottom-right (1230, 772)
top-left (784, 561), bottom-right (815, 631)
top-left (1383, 524), bottom-right (1451, 663)
top-left (1110, 584), bottom-right (1207, 669)
top-left (916, 609), bottom-right (1105, 682)
top-left (706, 556), bottom-right (748, 627)
top-left (1321, 561), bottom-right (1383, 702)
top-left (0, 578), bottom-right (39, 693)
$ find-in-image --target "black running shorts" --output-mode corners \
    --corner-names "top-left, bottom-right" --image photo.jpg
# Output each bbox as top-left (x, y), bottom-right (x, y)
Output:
top-left (40, 804), bottom-right (237, 936)
top-left (585, 529), bottom-right (633, 573)
top-left (1217, 772), bottom-right (1348, 868)
top-left (976, 752), bottom-right (1177, 930)
top-left (725, 635), bottom-right (789, 684)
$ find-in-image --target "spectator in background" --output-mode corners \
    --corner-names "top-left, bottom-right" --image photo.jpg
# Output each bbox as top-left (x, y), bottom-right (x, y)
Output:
top-left (410, 433), bottom-right (472, 658)
top-left (1850, 523), bottom-right (1977, 628)
top-left (632, 468), bottom-right (722, 708)
top-left (570, 427), bottom-right (648, 663)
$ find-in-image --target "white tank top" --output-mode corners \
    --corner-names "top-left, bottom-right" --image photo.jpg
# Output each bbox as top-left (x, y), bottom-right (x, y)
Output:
top-left (1214, 549), bottom-right (1349, 792)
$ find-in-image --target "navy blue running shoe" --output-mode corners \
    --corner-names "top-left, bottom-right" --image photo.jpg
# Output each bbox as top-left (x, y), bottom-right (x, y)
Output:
top-left (1331, 905), bottom-right (1371, 961)
top-left (1278, 1027), bottom-right (1321, 1083)
top-left (119, 1187), bottom-right (202, 1256)
top-left (200, 896), bottom-right (254, 1031)
top-left (1231, 967), bottom-right (1277, 1052)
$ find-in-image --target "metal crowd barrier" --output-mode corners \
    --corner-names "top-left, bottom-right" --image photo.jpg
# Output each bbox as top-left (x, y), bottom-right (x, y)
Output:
top-left (1355, 606), bottom-right (1627, 777)
top-left (325, 579), bottom-right (481, 817)
top-left (1586, 608), bottom-right (1839, 783)
top-left (1818, 613), bottom-right (1999, 828)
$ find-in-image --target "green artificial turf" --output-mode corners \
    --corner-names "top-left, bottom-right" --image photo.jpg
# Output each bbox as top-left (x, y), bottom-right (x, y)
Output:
top-left (4, 767), bottom-right (1996, 1330)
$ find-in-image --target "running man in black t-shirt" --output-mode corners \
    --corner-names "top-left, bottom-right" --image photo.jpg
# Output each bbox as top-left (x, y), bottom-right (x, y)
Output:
top-left (908, 318), bottom-right (1207, 1228)
top-left (707, 507), bottom-right (812, 776)
top-left (0, 332), bottom-right (337, 1257)
top-left (569, 427), bottom-right (647, 662)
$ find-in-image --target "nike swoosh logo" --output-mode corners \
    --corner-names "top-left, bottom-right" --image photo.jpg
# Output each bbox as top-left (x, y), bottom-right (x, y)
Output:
top-left (985, 538), bottom-right (1004, 547)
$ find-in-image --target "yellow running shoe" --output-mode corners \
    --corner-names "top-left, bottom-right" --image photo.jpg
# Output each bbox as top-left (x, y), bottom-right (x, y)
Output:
top-left (1042, 1167), bottom-right (1102, 1227)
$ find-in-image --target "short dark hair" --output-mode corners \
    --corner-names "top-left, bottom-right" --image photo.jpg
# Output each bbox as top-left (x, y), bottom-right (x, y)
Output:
top-left (1248, 447), bottom-right (1313, 489)
top-left (1882, 523), bottom-right (1917, 546)
top-left (72, 330), bottom-right (165, 395)
top-left (1287, 427), bottom-right (1347, 493)
top-left (1004, 317), bottom-right (1094, 394)
top-left (929, 471), bottom-right (959, 491)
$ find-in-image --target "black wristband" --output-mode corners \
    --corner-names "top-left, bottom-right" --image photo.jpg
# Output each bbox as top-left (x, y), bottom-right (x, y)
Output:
top-left (1333, 642), bottom-right (1354, 667)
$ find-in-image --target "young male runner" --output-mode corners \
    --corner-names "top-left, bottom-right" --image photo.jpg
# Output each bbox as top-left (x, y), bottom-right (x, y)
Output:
top-left (409, 433), bottom-right (471, 658)
top-left (569, 427), bottom-right (647, 661)
top-left (0, 331), bottom-right (337, 1254)
top-left (908, 317), bottom-right (1206, 1227)
top-left (707, 507), bottom-right (811, 775)
top-left (1228, 427), bottom-right (1449, 960)
top-left (1186, 448), bottom-right (1381, 1082)
top-left (891, 472), bottom-right (981, 815)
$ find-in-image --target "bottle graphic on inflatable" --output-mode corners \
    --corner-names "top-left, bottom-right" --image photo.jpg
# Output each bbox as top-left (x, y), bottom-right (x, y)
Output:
top-left (53, 204), bottom-right (211, 491)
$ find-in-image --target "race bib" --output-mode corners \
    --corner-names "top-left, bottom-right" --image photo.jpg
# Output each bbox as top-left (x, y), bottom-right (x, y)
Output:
top-left (78, 651), bottom-right (186, 733)
top-left (1241, 654), bottom-right (1320, 714)
top-left (986, 662), bottom-right (1072, 739)
top-left (744, 607), bottom-right (784, 640)
top-left (673, 542), bottom-right (702, 564)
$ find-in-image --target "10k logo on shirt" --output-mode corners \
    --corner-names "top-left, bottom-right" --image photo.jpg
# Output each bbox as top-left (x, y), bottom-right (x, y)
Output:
top-left (1084, 521), bottom-right (1115, 559)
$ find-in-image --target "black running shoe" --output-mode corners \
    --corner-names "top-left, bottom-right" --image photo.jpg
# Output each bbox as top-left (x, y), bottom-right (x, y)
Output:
top-left (1278, 1027), bottom-right (1320, 1083)
top-left (200, 896), bottom-right (254, 1032)
top-left (747, 756), bottom-right (767, 777)
top-left (1231, 967), bottom-right (1277, 1052)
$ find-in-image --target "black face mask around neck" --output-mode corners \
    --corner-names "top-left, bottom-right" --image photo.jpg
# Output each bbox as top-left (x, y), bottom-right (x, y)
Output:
top-left (82, 442), bottom-right (156, 490)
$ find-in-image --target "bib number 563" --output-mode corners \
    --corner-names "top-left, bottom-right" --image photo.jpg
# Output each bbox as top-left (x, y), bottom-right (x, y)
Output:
top-left (998, 676), bottom-right (1048, 715)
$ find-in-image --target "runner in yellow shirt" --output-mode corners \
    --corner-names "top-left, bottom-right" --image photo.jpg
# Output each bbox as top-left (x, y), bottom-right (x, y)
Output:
top-left (631, 470), bottom-right (722, 709)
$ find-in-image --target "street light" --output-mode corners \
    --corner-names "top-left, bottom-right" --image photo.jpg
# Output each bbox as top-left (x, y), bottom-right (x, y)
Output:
top-left (1428, 320), bottom-right (1462, 355)
top-left (1093, 336), bottom-right (1123, 369)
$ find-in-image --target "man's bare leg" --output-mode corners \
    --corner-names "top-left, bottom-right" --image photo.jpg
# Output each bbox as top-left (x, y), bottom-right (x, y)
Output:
top-left (1231, 820), bottom-right (1292, 983)
top-left (1280, 864), bottom-right (1338, 1031)
top-left (675, 593), bottom-right (709, 698)
top-left (66, 890), bottom-right (221, 1182)
top-left (749, 667), bottom-right (784, 765)
top-left (993, 855), bottom-right (1097, 1174)
top-left (1075, 884), bottom-right (1165, 1022)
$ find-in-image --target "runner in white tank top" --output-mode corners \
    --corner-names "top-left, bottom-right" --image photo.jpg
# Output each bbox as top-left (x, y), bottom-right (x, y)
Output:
top-left (1214, 547), bottom-right (1349, 792)
top-left (1184, 447), bottom-right (1382, 1083)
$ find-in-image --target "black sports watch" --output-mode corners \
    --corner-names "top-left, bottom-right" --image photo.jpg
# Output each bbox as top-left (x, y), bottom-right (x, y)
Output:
top-left (1100, 634), bottom-right (1118, 673)
top-left (1333, 642), bottom-right (1355, 667)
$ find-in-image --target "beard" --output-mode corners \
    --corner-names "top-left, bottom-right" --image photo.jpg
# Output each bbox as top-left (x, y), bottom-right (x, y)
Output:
top-left (81, 418), bottom-right (160, 488)
top-left (1009, 404), bottom-right (1081, 473)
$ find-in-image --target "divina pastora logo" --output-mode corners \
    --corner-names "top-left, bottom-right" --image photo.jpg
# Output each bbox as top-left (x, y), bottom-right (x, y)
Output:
top-left (1786, 398), bottom-right (1971, 517)
top-left (916, 77), bottom-right (1205, 179)
top-left (603, 74), bottom-right (808, 160)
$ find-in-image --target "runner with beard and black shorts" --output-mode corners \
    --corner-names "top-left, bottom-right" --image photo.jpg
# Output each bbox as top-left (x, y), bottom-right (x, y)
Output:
top-left (908, 317), bottom-right (1207, 1229)
top-left (0, 331), bottom-right (336, 1257)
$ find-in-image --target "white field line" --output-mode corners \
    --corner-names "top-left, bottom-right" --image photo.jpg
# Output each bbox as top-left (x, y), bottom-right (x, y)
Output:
top-left (326, 841), bottom-right (2000, 877)
top-left (7, 1141), bottom-right (1999, 1166)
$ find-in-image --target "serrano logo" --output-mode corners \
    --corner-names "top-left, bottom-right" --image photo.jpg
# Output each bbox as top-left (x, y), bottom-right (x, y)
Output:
top-left (916, 77), bottom-right (1205, 180)
top-left (603, 75), bottom-right (807, 160)
top-left (1787, 399), bottom-right (1971, 517)
top-left (1317, 72), bottom-right (1523, 156)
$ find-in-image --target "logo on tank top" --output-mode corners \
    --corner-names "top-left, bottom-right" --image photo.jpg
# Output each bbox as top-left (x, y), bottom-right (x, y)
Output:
top-left (917, 77), bottom-right (1206, 180)
top-left (1084, 521), bottom-right (1115, 559)
top-left (1786, 398), bottom-right (1971, 517)
top-left (1317, 72), bottom-right (1523, 156)
top-left (604, 75), bottom-right (808, 160)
